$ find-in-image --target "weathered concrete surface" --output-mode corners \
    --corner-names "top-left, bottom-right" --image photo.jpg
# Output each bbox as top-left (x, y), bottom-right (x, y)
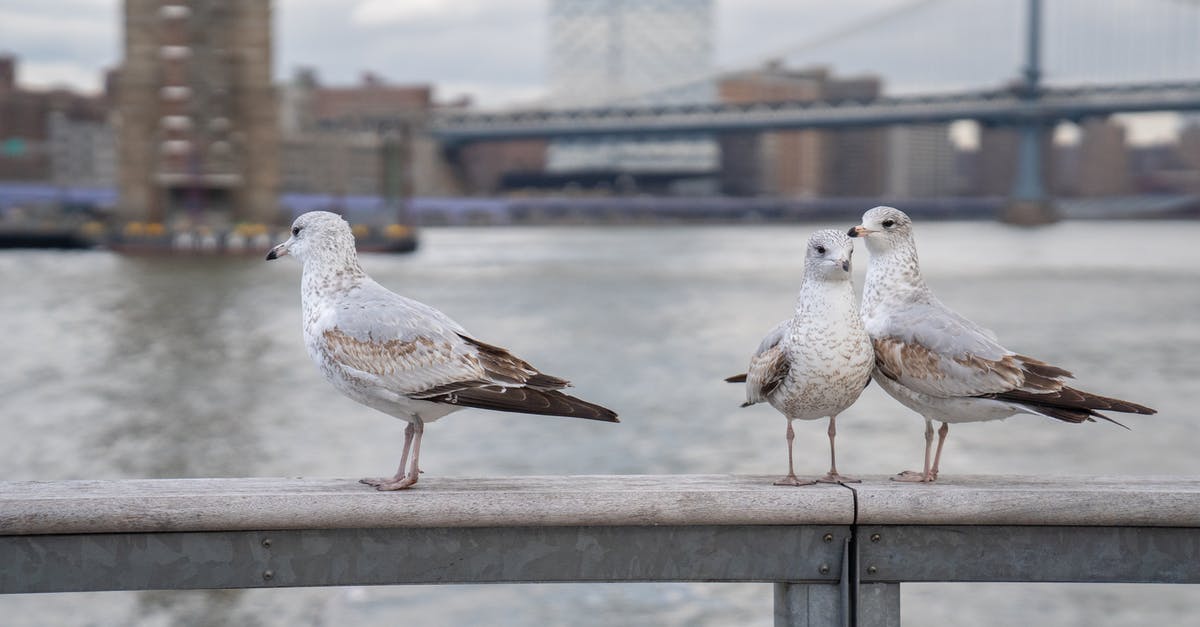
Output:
top-left (0, 475), bottom-right (853, 535)
top-left (3, 475), bottom-right (1199, 537)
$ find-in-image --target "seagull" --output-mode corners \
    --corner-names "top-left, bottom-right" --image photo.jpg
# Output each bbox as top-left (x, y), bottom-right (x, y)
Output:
top-left (267, 211), bottom-right (618, 490)
top-left (848, 206), bottom-right (1156, 483)
top-left (726, 229), bottom-right (874, 486)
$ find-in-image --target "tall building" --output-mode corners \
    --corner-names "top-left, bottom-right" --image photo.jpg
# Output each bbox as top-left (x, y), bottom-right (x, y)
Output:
top-left (116, 0), bottom-right (278, 225)
top-left (1076, 117), bottom-right (1131, 197)
top-left (0, 55), bottom-right (108, 184)
top-left (717, 64), bottom-right (887, 197)
top-left (278, 69), bottom-right (462, 198)
top-left (885, 125), bottom-right (958, 198)
top-left (976, 126), bottom-right (1054, 197)
top-left (546, 0), bottom-right (716, 175)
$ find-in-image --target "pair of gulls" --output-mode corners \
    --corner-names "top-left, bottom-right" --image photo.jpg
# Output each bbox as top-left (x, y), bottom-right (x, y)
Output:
top-left (267, 208), bottom-right (1153, 490)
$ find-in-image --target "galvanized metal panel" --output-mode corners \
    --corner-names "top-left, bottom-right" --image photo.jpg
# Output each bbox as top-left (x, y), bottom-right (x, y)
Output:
top-left (0, 525), bottom-right (848, 594)
top-left (857, 583), bottom-right (900, 627)
top-left (858, 525), bottom-right (1200, 584)
top-left (773, 582), bottom-right (842, 627)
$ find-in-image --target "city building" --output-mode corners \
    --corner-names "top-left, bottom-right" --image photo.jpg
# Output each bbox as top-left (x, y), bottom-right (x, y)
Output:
top-left (1076, 117), bottom-right (1131, 197)
top-left (0, 55), bottom-right (109, 185)
top-left (716, 64), bottom-right (887, 197)
top-left (975, 126), bottom-right (1055, 197)
top-left (885, 125), bottom-right (958, 198)
top-left (546, 0), bottom-right (716, 179)
top-left (278, 69), bottom-right (462, 199)
top-left (116, 0), bottom-right (278, 225)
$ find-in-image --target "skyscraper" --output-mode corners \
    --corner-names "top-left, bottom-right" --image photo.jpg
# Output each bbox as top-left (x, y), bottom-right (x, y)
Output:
top-left (546, 0), bottom-right (716, 175)
top-left (117, 0), bottom-right (278, 224)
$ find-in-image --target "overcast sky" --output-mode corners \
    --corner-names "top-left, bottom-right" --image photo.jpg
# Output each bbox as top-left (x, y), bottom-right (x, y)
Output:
top-left (2, 0), bottom-right (1197, 142)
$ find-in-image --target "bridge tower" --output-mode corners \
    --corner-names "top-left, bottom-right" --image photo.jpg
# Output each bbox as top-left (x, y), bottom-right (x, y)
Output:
top-left (1002, 0), bottom-right (1058, 225)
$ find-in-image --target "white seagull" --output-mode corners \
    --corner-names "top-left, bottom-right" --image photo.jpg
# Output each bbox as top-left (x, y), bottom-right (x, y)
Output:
top-left (267, 211), bottom-right (618, 490)
top-left (727, 229), bottom-right (874, 486)
top-left (848, 206), bottom-right (1155, 483)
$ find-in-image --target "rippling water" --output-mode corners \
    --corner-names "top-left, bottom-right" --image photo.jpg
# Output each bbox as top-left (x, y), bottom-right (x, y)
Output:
top-left (3, 221), bottom-right (1200, 626)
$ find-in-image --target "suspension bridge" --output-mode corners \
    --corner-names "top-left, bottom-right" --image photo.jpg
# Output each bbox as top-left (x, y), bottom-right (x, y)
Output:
top-left (394, 0), bottom-right (1200, 224)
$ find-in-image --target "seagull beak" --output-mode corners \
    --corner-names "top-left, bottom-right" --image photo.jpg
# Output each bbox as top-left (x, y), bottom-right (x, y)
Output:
top-left (847, 225), bottom-right (871, 238)
top-left (266, 242), bottom-right (289, 261)
top-left (841, 258), bottom-right (851, 272)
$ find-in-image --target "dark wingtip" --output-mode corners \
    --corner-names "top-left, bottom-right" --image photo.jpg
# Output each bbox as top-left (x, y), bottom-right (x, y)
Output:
top-left (725, 373), bottom-right (748, 383)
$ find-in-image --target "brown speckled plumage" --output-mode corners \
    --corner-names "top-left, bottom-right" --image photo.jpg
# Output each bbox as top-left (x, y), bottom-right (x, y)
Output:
top-left (729, 229), bottom-right (873, 485)
top-left (850, 206), bottom-right (1155, 483)
top-left (267, 211), bottom-right (617, 491)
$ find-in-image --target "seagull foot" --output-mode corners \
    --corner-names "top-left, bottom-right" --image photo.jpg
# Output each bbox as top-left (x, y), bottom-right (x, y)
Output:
top-left (891, 470), bottom-right (935, 483)
top-left (773, 475), bottom-right (817, 487)
top-left (817, 473), bottom-right (861, 484)
top-left (359, 476), bottom-right (417, 490)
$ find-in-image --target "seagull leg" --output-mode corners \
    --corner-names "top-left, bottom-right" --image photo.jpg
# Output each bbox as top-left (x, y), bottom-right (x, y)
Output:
top-left (818, 414), bottom-right (859, 484)
top-left (774, 419), bottom-right (816, 487)
top-left (893, 419), bottom-right (936, 483)
top-left (929, 422), bottom-right (950, 481)
top-left (367, 419), bottom-right (424, 491)
top-left (360, 421), bottom-right (415, 488)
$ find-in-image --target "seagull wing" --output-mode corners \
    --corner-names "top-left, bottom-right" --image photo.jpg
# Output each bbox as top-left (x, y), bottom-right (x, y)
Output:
top-left (740, 319), bottom-right (791, 407)
top-left (320, 282), bottom-right (617, 422)
top-left (871, 300), bottom-right (1056, 398)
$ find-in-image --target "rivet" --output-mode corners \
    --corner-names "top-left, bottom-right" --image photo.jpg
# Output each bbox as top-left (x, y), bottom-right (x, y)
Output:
top-left (867, 566), bottom-right (878, 575)
top-left (823, 533), bottom-right (834, 543)
top-left (262, 538), bottom-right (272, 548)
top-left (870, 533), bottom-right (881, 543)
top-left (818, 563), bottom-right (831, 575)
top-left (262, 570), bottom-right (274, 581)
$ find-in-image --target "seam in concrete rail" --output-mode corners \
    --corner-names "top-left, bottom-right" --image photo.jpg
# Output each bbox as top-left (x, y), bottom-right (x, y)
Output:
top-left (838, 481), bottom-right (860, 627)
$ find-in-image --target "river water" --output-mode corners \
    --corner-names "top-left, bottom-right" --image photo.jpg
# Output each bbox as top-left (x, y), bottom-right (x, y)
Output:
top-left (3, 221), bottom-right (1199, 626)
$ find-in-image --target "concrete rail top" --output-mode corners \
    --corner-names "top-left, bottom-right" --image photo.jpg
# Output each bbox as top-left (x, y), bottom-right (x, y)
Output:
top-left (2, 475), bottom-right (1199, 536)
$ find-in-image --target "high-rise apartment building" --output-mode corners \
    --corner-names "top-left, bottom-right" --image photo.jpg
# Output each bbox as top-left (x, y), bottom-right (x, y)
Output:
top-left (885, 125), bottom-right (958, 198)
top-left (717, 65), bottom-right (887, 197)
top-left (1076, 118), bottom-right (1131, 197)
top-left (116, 0), bottom-right (278, 224)
top-left (546, 0), bottom-right (716, 175)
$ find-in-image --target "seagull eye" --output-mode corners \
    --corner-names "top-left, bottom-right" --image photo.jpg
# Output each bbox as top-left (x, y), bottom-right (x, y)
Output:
top-left (881, 219), bottom-right (895, 228)
top-left (292, 226), bottom-right (302, 236)
top-left (815, 245), bottom-right (826, 254)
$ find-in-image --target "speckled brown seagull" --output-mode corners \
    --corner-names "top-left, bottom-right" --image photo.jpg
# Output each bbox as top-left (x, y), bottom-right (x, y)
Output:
top-left (848, 206), bottom-right (1155, 483)
top-left (267, 211), bottom-right (618, 490)
top-left (726, 229), bottom-right (874, 486)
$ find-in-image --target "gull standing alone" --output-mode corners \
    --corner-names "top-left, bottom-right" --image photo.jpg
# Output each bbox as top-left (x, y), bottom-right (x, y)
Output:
top-left (727, 230), bottom-right (874, 486)
top-left (849, 206), bottom-right (1155, 483)
top-left (267, 211), bottom-right (618, 490)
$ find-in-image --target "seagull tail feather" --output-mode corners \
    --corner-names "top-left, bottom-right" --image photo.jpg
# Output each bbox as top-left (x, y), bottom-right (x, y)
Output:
top-left (423, 386), bottom-right (619, 423)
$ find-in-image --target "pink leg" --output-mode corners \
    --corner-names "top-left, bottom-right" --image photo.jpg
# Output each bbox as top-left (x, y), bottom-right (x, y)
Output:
top-left (360, 418), bottom-right (427, 490)
top-left (893, 419), bottom-right (936, 483)
top-left (774, 419), bottom-right (816, 487)
top-left (361, 422), bottom-right (415, 488)
top-left (818, 414), bottom-right (859, 484)
top-left (930, 422), bottom-right (949, 480)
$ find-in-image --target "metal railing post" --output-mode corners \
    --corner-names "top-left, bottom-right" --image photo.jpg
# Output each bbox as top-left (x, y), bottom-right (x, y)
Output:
top-left (774, 582), bottom-right (843, 627)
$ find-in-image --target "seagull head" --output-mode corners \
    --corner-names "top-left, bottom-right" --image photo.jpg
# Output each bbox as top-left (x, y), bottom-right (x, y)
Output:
top-left (266, 211), bottom-right (357, 264)
top-left (847, 206), bottom-right (913, 253)
top-left (805, 229), bottom-right (855, 280)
